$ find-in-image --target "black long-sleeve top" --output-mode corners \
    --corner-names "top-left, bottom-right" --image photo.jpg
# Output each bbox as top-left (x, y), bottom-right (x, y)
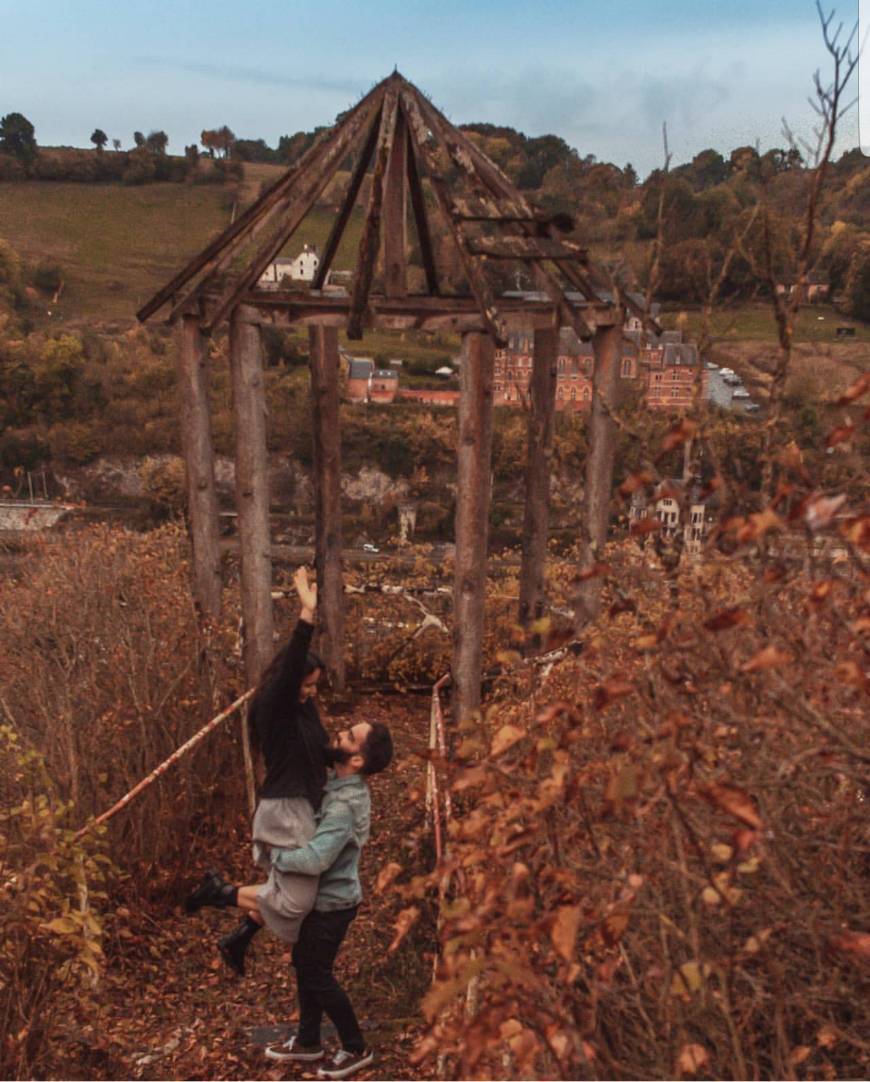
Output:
top-left (249, 619), bottom-right (329, 810)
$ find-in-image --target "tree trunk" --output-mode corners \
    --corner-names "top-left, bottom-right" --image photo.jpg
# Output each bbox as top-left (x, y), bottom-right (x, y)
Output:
top-left (576, 320), bottom-right (621, 625)
top-left (177, 316), bottom-right (222, 618)
top-left (518, 326), bottom-right (558, 648)
top-left (309, 325), bottom-right (346, 692)
top-left (230, 306), bottom-right (274, 684)
top-left (452, 332), bottom-right (495, 723)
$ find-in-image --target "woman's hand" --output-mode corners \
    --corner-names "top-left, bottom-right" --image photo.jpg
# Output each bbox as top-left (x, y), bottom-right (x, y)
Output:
top-left (294, 566), bottom-right (317, 622)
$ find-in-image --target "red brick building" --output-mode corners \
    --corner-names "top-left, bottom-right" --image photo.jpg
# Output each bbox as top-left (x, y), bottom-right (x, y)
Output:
top-left (494, 327), bottom-right (638, 411)
top-left (644, 339), bottom-right (707, 411)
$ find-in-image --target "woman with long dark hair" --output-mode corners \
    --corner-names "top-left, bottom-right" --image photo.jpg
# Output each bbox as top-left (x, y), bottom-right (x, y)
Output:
top-left (184, 566), bottom-right (330, 974)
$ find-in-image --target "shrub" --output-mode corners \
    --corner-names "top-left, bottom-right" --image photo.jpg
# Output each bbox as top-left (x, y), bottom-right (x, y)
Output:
top-left (32, 259), bottom-right (63, 294)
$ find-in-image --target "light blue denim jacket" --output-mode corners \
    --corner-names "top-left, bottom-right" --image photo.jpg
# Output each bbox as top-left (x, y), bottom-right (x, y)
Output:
top-left (271, 773), bottom-right (371, 911)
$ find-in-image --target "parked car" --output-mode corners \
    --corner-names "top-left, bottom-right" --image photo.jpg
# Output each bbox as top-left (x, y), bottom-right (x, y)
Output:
top-left (362, 543), bottom-right (380, 553)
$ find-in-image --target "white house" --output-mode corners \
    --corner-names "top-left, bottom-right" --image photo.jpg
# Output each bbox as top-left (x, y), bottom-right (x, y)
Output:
top-left (258, 244), bottom-right (320, 288)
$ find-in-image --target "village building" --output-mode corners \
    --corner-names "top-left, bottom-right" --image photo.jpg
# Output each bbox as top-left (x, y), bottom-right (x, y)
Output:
top-left (258, 243), bottom-right (320, 288)
top-left (629, 479), bottom-right (714, 558)
top-left (345, 356), bottom-right (375, 402)
top-left (775, 271), bottom-right (830, 303)
top-left (645, 340), bottom-right (706, 411)
top-left (369, 368), bottom-right (399, 404)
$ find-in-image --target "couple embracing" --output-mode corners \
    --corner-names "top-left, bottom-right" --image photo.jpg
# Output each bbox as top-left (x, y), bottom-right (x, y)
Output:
top-left (185, 567), bottom-right (393, 1081)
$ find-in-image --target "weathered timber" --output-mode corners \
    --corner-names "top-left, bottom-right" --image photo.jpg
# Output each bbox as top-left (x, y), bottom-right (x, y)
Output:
top-left (383, 103), bottom-right (408, 299)
top-left (452, 332), bottom-right (495, 723)
top-left (401, 89), bottom-right (507, 346)
top-left (205, 98), bottom-right (381, 332)
top-left (518, 326), bottom-right (558, 645)
top-left (466, 236), bottom-right (589, 261)
top-left (348, 87), bottom-right (399, 338)
top-left (575, 321), bottom-right (621, 625)
top-left (230, 307), bottom-right (274, 683)
top-left (309, 326), bottom-right (346, 690)
top-left (311, 108), bottom-right (383, 291)
top-left (137, 81), bottom-right (385, 324)
top-left (177, 316), bottom-right (222, 617)
top-left (404, 112), bottom-right (439, 295)
top-left (450, 195), bottom-right (533, 220)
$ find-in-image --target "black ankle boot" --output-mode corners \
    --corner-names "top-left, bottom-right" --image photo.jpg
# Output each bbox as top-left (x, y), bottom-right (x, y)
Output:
top-left (184, 870), bottom-right (236, 913)
top-left (218, 916), bottom-right (261, 976)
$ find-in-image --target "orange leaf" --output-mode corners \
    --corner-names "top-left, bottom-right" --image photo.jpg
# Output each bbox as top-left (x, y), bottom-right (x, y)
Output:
top-left (375, 862), bottom-right (403, 893)
top-left (789, 1046), bottom-right (812, 1067)
top-left (600, 910), bottom-right (630, 947)
top-left (825, 422), bottom-right (855, 448)
top-left (593, 678), bottom-right (634, 711)
top-left (677, 1043), bottom-right (710, 1075)
top-left (704, 607), bottom-right (752, 632)
top-left (805, 493), bottom-right (847, 532)
top-left (387, 907), bottom-right (420, 953)
top-left (551, 905), bottom-right (581, 962)
top-left (830, 930), bottom-right (870, 963)
top-left (701, 782), bottom-right (763, 830)
top-left (490, 723), bottom-right (525, 757)
top-left (835, 372), bottom-right (870, 404)
top-left (740, 645), bottom-right (792, 672)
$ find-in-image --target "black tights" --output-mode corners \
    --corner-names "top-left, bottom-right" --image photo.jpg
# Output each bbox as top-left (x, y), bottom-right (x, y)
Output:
top-left (292, 906), bottom-right (364, 1053)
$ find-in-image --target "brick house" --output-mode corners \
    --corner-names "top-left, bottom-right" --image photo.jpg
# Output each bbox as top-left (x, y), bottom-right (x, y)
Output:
top-left (345, 357), bottom-right (374, 403)
top-left (493, 326), bottom-right (638, 412)
top-left (645, 340), bottom-right (707, 411)
top-left (369, 368), bottom-right (399, 404)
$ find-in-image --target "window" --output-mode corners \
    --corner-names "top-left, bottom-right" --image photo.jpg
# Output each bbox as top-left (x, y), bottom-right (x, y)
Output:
top-left (582, 387), bottom-right (591, 401)
top-left (570, 387), bottom-right (577, 400)
top-left (557, 386), bottom-right (564, 399)
top-left (622, 358), bottom-right (632, 376)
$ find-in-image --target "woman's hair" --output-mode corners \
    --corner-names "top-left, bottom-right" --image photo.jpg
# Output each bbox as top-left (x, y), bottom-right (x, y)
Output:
top-left (247, 645), bottom-right (325, 751)
top-left (304, 650), bottom-right (324, 676)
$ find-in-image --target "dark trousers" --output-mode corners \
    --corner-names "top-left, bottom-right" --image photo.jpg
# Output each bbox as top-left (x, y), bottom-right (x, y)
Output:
top-left (292, 905), bottom-right (364, 1053)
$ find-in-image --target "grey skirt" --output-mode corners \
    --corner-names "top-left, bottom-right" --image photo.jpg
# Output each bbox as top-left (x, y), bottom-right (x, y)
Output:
top-left (252, 796), bottom-right (318, 944)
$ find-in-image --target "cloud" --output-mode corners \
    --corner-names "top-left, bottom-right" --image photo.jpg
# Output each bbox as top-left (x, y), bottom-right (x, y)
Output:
top-left (133, 55), bottom-right (364, 98)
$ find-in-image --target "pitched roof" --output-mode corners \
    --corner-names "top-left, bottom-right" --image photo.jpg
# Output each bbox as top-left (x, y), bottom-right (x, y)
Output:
top-left (137, 71), bottom-right (642, 344)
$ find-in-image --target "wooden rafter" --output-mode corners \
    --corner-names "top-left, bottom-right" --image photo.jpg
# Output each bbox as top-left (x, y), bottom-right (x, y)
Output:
top-left (348, 84), bottom-right (399, 339)
top-left (404, 106), bottom-right (439, 296)
top-left (137, 80), bottom-right (386, 323)
top-left (310, 106), bottom-right (383, 291)
top-left (204, 93), bottom-right (384, 332)
top-left (401, 88), bottom-right (506, 345)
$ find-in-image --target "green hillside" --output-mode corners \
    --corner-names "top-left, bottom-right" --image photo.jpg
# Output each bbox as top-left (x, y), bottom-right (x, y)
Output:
top-left (0, 172), bottom-right (364, 327)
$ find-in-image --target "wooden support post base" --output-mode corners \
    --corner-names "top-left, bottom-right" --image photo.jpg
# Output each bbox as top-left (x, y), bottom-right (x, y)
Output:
top-left (309, 325), bottom-right (346, 692)
top-left (452, 332), bottom-right (495, 723)
top-left (230, 306), bottom-right (274, 684)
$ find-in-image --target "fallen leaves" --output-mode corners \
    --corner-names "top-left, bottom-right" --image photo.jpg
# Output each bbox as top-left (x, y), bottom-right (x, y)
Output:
top-left (740, 645), bottom-right (793, 672)
top-left (700, 782), bottom-right (764, 830)
top-left (550, 905), bottom-right (581, 962)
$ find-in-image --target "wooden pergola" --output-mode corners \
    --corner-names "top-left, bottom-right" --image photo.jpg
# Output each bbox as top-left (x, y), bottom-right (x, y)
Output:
top-left (138, 70), bottom-right (635, 721)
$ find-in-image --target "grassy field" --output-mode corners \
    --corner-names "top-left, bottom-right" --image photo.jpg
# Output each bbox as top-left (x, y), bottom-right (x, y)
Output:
top-left (0, 168), bottom-right (365, 327)
top-left (660, 300), bottom-right (867, 346)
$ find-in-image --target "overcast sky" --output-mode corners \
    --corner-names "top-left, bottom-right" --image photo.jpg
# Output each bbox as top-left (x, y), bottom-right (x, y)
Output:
top-left (0, 0), bottom-right (862, 177)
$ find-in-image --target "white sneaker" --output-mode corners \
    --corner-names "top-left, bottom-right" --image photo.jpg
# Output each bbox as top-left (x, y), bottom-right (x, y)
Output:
top-left (317, 1047), bottom-right (374, 1079)
top-left (264, 1035), bottom-right (325, 1062)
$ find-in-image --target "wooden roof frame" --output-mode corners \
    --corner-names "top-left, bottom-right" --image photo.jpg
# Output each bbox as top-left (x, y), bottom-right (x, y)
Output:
top-left (138, 71), bottom-right (655, 346)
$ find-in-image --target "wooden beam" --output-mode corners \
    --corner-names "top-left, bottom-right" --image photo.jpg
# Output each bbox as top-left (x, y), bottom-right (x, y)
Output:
top-left (311, 108), bottom-right (382, 291)
top-left (137, 79), bottom-right (387, 323)
top-left (204, 93), bottom-right (383, 333)
top-left (308, 325), bottom-right (346, 691)
top-left (404, 112), bottom-right (439, 295)
top-left (518, 325), bottom-right (558, 645)
top-left (230, 306), bottom-right (274, 683)
top-left (466, 236), bottom-right (589, 261)
top-left (177, 316), bottom-right (222, 618)
top-left (402, 89), bottom-right (507, 346)
top-left (575, 322), bottom-right (621, 626)
top-left (383, 103), bottom-right (408, 298)
top-left (347, 87), bottom-right (399, 338)
top-left (452, 331), bottom-right (495, 723)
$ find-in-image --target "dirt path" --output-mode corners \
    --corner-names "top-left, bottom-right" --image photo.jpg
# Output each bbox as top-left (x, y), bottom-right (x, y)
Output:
top-left (53, 696), bottom-right (436, 1081)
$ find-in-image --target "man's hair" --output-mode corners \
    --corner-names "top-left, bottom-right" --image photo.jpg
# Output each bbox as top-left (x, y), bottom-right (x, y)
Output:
top-left (360, 722), bottom-right (393, 776)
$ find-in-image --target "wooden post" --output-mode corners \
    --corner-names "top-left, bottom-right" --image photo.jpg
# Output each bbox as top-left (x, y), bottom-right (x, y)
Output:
top-left (452, 332), bottom-right (495, 723)
top-left (177, 316), bottom-right (222, 618)
top-left (518, 326), bottom-right (558, 646)
top-left (230, 305), bottom-right (274, 684)
top-left (309, 324), bottom-right (346, 692)
top-left (576, 320), bottom-right (621, 624)
top-left (383, 104), bottom-right (407, 299)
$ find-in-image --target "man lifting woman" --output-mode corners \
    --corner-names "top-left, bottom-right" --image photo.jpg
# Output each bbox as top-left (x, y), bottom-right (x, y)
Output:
top-left (185, 567), bottom-right (393, 1079)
